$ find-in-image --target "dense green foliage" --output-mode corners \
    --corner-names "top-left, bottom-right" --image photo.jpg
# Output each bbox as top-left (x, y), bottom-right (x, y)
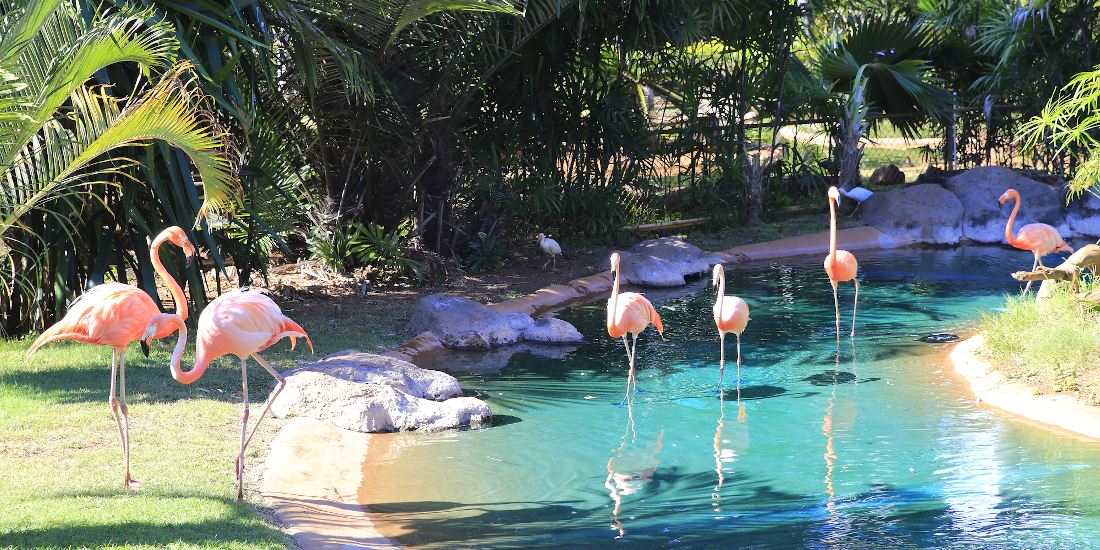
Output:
top-left (4, 0), bottom-right (1100, 333)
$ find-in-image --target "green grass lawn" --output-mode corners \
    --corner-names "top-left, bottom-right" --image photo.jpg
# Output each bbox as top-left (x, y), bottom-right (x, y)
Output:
top-left (0, 294), bottom-right (414, 549)
top-left (978, 277), bottom-right (1100, 402)
top-left (0, 334), bottom-right (295, 549)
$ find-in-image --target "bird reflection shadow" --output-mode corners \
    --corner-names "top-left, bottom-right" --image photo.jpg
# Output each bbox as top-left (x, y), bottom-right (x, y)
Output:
top-left (712, 372), bottom-right (749, 513)
top-left (821, 339), bottom-right (858, 541)
top-left (605, 397), bottom-right (663, 539)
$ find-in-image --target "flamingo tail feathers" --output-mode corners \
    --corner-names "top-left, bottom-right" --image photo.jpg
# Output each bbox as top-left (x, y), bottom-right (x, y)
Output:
top-left (264, 317), bottom-right (313, 352)
top-left (26, 323), bottom-right (93, 359)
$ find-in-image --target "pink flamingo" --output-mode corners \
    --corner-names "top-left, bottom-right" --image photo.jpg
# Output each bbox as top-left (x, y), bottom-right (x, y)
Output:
top-left (607, 252), bottom-right (663, 397)
top-left (824, 187), bottom-right (859, 339)
top-left (26, 226), bottom-right (196, 489)
top-left (143, 287), bottom-right (312, 500)
top-left (999, 188), bottom-right (1073, 292)
top-left (712, 264), bottom-right (749, 386)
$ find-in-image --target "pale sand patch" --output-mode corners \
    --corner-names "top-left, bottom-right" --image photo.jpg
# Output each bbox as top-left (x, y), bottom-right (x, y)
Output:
top-left (949, 334), bottom-right (1100, 442)
top-left (262, 417), bottom-right (396, 549)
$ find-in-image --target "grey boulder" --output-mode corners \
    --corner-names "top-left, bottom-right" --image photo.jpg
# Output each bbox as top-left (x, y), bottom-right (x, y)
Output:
top-left (628, 237), bottom-right (710, 277)
top-left (405, 294), bottom-right (522, 350)
top-left (941, 166), bottom-right (1069, 243)
top-left (860, 184), bottom-right (964, 244)
top-left (270, 371), bottom-right (491, 433)
top-left (281, 349), bottom-right (461, 399)
top-left (1067, 190), bottom-right (1100, 237)
top-left (523, 317), bottom-right (584, 343)
top-left (598, 251), bottom-right (685, 287)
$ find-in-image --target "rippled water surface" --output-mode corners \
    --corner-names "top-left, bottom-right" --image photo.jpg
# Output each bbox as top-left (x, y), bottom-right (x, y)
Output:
top-left (358, 244), bottom-right (1100, 549)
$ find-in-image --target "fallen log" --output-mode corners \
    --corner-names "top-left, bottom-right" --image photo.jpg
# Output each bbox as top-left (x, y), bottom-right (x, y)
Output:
top-left (1010, 243), bottom-right (1100, 299)
top-left (622, 217), bottom-right (711, 233)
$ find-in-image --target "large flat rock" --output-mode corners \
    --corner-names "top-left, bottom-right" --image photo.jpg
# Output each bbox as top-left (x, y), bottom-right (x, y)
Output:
top-left (941, 166), bottom-right (1069, 243)
top-left (860, 184), bottom-right (965, 244)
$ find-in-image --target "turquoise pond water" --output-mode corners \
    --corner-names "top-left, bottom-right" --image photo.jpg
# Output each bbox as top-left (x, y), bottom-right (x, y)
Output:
top-left (358, 243), bottom-right (1100, 549)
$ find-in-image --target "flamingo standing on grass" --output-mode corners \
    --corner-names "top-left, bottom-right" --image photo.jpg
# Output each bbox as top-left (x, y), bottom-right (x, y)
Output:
top-left (142, 287), bottom-right (312, 500)
top-left (824, 186), bottom-right (859, 340)
top-left (26, 226), bottom-right (196, 489)
top-left (537, 233), bottom-right (562, 270)
top-left (712, 264), bottom-right (749, 387)
top-left (999, 188), bottom-right (1073, 293)
top-left (607, 252), bottom-right (663, 399)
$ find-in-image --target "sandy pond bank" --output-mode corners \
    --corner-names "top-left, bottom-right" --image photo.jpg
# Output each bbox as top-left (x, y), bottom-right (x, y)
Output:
top-left (948, 335), bottom-right (1100, 443)
top-left (260, 227), bottom-right (1100, 549)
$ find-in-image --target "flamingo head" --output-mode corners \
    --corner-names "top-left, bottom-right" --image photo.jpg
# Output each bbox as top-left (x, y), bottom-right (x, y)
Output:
top-left (998, 189), bottom-right (1018, 205)
top-left (163, 226), bottom-right (197, 266)
top-left (827, 186), bottom-right (840, 202)
top-left (712, 264), bottom-right (724, 291)
top-left (609, 252), bottom-right (621, 272)
top-left (140, 324), bottom-right (157, 357)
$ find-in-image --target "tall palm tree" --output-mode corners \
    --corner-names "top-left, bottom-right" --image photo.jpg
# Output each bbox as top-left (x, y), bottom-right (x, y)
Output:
top-left (1, 0), bottom-right (240, 333)
top-left (810, 16), bottom-right (954, 189)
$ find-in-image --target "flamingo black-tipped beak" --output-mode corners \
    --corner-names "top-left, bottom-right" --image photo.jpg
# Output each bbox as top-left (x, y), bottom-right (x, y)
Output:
top-left (140, 339), bottom-right (151, 357)
top-left (184, 252), bottom-right (194, 268)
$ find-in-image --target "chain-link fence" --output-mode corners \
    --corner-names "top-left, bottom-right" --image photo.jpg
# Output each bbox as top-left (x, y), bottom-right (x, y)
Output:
top-left (770, 106), bottom-right (1040, 186)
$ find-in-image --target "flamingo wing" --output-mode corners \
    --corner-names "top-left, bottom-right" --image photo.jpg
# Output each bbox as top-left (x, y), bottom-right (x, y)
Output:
top-left (1014, 223), bottom-right (1070, 257)
top-left (198, 289), bottom-right (313, 361)
top-left (610, 292), bottom-right (662, 338)
top-left (28, 283), bottom-right (159, 356)
top-left (714, 296), bottom-right (749, 335)
top-left (824, 250), bottom-right (858, 283)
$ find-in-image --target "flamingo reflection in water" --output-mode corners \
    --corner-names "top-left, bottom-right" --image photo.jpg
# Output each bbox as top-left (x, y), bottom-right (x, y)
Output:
top-left (605, 400), bottom-right (664, 539)
top-left (819, 346), bottom-right (858, 543)
top-left (712, 381), bottom-right (750, 514)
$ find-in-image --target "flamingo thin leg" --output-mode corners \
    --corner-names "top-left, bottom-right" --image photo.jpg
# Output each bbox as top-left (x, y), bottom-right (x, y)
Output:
top-left (717, 333), bottom-right (725, 390)
top-left (240, 353), bottom-right (287, 460)
top-left (630, 334), bottom-right (640, 397)
top-left (735, 333), bottom-right (742, 384)
top-left (236, 357), bottom-right (251, 501)
top-left (850, 279), bottom-right (860, 338)
top-left (832, 282), bottom-right (841, 346)
top-left (621, 336), bottom-right (633, 403)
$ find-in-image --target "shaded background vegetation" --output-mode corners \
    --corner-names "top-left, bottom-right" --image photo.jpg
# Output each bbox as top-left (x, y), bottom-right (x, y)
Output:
top-left (5, 0), bottom-right (1100, 335)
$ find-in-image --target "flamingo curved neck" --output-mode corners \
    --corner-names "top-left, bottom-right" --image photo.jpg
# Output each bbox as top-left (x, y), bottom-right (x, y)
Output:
top-left (148, 313), bottom-right (208, 384)
top-left (715, 269), bottom-right (726, 317)
top-left (1004, 192), bottom-right (1020, 246)
top-left (828, 195), bottom-right (838, 257)
top-left (151, 232), bottom-right (188, 321)
top-left (608, 263), bottom-right (620, 329)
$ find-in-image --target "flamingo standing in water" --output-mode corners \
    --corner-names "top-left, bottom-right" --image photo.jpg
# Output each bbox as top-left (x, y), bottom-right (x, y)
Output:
top-left (26, 226), bottom-right (196, 489)
top-left (824, 186), bottom-right (859, 340)
top-left (143, 287), bottom-right (312, 500)
top-left (999, 188), bottom-right (1073, 293)
top-left (712, 264), bottom-right (749, 386)
top-left (607, 252), bottom-right (663, 398)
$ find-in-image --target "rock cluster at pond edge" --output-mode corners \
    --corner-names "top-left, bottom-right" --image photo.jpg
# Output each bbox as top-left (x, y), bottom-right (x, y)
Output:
top-left (271, 350), bottom-right (491, 432)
